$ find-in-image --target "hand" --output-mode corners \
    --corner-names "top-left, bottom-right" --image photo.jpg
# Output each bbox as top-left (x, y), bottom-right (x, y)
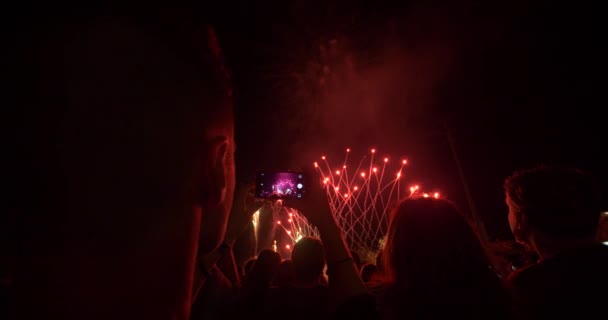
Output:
top-left (224, 182), bottom-right (263, 244)
top-left (281, 168), bottom-right (336, 231)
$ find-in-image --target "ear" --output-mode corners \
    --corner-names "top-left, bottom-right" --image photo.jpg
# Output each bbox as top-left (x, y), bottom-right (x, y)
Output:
top-left (208, 136), bottom-right (229, 207)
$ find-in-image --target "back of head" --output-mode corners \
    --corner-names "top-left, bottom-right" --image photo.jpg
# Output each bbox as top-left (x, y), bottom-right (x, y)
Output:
top-left (504, 165), bottom-right (601, 239)
top-left (291, 237), bottom-right (326, 284)
top-left (381, 197), bottom-right (509, 319)
top-left (383, 197), bottom-right (491, 287)
top-left (247, 249), bottom-right (282, 286)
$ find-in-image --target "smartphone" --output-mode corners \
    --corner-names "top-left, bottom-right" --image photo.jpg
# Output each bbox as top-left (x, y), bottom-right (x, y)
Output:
top-left (255, 171), bottom-right (305, 199)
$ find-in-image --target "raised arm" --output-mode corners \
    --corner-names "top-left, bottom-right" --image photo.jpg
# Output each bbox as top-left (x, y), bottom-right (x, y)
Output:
top-left (193, 183), bottom-right (261, 300)
top-left (283, 172), bottom-right (368, 309)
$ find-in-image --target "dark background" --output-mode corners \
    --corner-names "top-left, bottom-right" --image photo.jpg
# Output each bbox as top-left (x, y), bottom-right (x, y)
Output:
top-left (209, 0), bottom-right (606, 240)
top-left (6, 0), bottom-right (605, 248)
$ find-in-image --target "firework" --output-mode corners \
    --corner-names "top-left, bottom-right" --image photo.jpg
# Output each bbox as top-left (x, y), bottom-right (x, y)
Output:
top-left (273, 201), bottom-right (320, 244)
top-left (315, 148), bottom-right (437, 256)
top-left (258, 147), bottom-right (439, 260)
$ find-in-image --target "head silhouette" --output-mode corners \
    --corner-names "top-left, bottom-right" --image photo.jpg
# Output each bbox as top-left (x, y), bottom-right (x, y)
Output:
top-left (291, 237), bottom-right (325, 284)
top-left (504, 165), bottom-right (601, 246)
top-left (246, 249), bottom-right (281, 288)
top-left (383, 197), bottom-right (490, 288)
top-left (11, 5), bottom-right (234, 319)
top-left (381, 197), bottom-right (509, 319)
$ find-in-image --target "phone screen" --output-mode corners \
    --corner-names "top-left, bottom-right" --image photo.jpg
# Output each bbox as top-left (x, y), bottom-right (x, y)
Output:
top-left (255, 171), bottom-right (305, 199)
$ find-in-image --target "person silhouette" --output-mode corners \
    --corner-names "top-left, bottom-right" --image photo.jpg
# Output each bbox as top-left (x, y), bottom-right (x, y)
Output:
top-left (9, 4), bottom-right (235, 319)
top-left (504, 165), bottom-right (608, 319)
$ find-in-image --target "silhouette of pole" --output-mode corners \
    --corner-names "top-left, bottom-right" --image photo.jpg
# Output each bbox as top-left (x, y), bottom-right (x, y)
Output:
top-left (443, 119), bottom-right (489, 243)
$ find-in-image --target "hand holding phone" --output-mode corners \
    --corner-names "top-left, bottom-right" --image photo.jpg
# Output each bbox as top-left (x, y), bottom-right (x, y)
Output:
top-left (225, 183), bottom-right (262, 243)
top-left (279, 169), bottom-right (335, 232)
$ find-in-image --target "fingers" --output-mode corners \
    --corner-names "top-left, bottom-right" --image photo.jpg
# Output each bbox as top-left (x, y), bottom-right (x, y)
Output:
top-left (241, 180), bottom-right (260, 215)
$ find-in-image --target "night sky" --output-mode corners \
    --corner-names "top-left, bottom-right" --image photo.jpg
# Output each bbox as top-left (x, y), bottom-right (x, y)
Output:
top-left (7, 1), bottom-right (604, 244)
top-left (210, 0), bottom-right (606, 239)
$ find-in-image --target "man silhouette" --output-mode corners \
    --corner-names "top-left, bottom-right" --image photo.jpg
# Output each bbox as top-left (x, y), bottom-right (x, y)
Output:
top-left (9, 5), bottom-right (235, 319)
top-left (504, 165), bottom-right (608, 319)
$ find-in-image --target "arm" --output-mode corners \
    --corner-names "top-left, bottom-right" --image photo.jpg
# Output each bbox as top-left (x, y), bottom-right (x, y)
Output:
top-left (216, 240), bottom-right (241, 288)
top-left (192, 244), bottom-right (227, 301)
top-left (283, 174), bottom-right (367, 309)
top-left (317, 212), bottom-right (368, 308)
top-left (192, 183), bottom-right (260, 301)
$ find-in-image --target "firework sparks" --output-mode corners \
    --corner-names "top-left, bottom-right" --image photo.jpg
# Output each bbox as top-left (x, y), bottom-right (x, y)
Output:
top-left (312, 148), bottom-right (438, 254)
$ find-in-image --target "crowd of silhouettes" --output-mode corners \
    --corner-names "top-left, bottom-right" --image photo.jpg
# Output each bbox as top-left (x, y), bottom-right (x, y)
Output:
top-left (5, 4), bottom-right (607, 320)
